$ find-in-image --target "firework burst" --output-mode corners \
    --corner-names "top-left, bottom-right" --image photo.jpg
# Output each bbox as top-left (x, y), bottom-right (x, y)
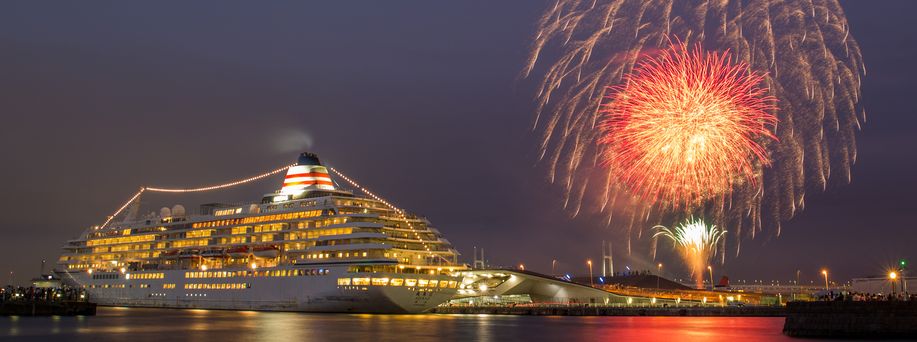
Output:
top-left (523, 0), bottom-right (864, 254)
top-left (653, 217), bottom-right (726, 288)
top-left (600, 42), bottom-right (778, 207)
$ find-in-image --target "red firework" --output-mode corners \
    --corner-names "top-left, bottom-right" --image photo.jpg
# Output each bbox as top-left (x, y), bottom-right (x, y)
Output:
top-left (600, 42), bottom-right (778, 207)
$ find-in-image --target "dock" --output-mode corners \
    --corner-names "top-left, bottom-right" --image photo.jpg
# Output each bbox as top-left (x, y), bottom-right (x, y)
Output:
top-left (432, 305), bottom-right (784, 316)
top-left (783, 301), bottom-right (917, 338)
top-left (0, 301), bottom-right (96, 316)
top-left (1, 286), bottom-right (96, 316)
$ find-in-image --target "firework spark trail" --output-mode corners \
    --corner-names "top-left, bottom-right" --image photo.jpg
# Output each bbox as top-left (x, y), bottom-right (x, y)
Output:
top-left (523, 0), bottom-right (864, 254)
top-left (600, 42), bottom-right (778, 207)
top-left (653, 217), bottom-right (726, 289)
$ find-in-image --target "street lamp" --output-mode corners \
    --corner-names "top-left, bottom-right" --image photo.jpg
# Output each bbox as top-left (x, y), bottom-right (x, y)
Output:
top-left (707, 266), bottom-right (714, 291)
top-left (821, 269), bottom-right (829, 292)
top-left (552, 259), bottom-right (557, 276)
top-left (657, 263), bottom-right (663, 290)
top-left (519, 264), bottom-right (525, 271)
top-left (587, 260), bottom-right (594, 287)
top-left (890, 271), bottom-right (898, 295)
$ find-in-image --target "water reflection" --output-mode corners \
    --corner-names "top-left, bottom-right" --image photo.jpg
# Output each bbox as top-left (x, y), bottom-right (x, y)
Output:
top-left (0, 307), bottom-right (798, 341)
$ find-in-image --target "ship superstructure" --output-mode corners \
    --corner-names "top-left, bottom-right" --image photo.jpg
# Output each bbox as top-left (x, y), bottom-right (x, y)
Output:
top-left (55, 153), bottom-right (464, 313)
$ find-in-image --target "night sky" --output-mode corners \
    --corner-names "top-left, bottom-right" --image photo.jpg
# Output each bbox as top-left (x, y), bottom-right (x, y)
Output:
top-left (1, 1), bottom-right (915, 286)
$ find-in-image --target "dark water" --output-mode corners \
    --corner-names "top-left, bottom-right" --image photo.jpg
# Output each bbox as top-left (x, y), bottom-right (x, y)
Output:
top-left (0, 307), bottom-right (799, 341)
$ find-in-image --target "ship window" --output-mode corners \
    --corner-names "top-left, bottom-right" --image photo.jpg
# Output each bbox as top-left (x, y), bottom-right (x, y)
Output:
top-left (417, 279), bottom-right (429, 288)
top-left (428, 280), bottom-right (439, 288)
top-left (337, 278), bottom-right (351, 286)
top-left (371, 278), bottom-right (389, 286)
top-left (405, 279), bottom-right (417, 287)
top-left (352, 278), bottom-right (370, 286)
top-left (390, 279), bottom-right (404, 286)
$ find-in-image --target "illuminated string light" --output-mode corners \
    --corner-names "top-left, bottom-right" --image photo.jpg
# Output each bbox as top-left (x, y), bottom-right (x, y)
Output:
top-left (99, 164), bottom-right (295, 228)
top-left (99, 188), bottom-right (146, 229)
top-left (328, 167), bottom-right (433, 254)
top-left (96, 161), bottom-right (443, 264)
top-left (145, 164), bottom-right (295, 193)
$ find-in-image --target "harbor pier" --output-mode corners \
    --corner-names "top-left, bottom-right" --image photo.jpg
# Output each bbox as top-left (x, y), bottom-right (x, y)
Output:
top-left (1, 286), bottom-right (95, 316)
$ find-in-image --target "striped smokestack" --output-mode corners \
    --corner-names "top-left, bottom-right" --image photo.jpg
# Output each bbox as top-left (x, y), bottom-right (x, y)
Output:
top-left (280, 152), bottom-right (335, 195)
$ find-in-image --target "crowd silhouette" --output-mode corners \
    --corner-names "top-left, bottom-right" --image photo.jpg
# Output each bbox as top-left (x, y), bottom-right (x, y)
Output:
top-left (0, 285), bottom-right (87, 303)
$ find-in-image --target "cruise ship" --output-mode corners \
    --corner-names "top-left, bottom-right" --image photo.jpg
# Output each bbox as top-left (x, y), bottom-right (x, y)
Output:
top-left (54, 153), bottom-right (464, 313)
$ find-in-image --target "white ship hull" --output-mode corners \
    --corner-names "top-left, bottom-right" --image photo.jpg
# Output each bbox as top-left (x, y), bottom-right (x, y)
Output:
top-left (57, 265), bottom-right (459, 314)
top-left (57, 152), bottom-right (466, 314)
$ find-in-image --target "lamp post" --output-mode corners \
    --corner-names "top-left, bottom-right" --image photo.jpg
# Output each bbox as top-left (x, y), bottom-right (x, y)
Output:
top-left (707, 266), bottom-right (714, 291)
top-left (657, 263), bottom-right (663, 290)
top-left (821, 269), bottom-right (829, 292)
top-left (587, 260), bottom-right (594, 287)
top-left (890, 271), bottom-right (898, 295)
top-left (552, 259), bottom-right (557, 277)
top-left (795, 269), bottom-right (801, 301)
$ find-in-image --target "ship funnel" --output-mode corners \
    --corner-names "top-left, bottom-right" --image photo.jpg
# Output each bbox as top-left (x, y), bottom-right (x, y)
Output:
top-left (280, 152), bottom-right (335, 195)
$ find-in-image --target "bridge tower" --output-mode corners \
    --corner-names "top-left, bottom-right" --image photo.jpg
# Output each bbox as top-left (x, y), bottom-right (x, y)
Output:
top-left (602, 241), bottom-right (613, 277)
top-left (473, 246), bottom-right (486, 269)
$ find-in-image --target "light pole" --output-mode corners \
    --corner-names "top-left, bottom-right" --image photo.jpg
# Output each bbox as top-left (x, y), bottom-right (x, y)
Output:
top-left (657, 263), bottom-right (663, 290)
top-left (821, 269), bottom-right (829, 292)
top-left (890, 271), bottom-right (898, 295)
top-left (795, 269), bottom-right (801, 301)
top-left (552, 259), bottom-right (557, 277)
top-left (587, 260), bottom-right (594, 287)
top-left (707, 266), bottom-right (714, 291)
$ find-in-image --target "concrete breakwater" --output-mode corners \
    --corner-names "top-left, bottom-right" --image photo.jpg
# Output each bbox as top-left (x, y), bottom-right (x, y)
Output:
top-left (0, 301), bottom-right (96, 316)
top-left (783, 301), bottom-right (917, 338)
top-left (432, 305), bottom-right (784, 317)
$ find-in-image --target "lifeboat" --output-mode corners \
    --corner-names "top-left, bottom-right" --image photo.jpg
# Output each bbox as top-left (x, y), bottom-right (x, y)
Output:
top-left (226, 246), bottom-right (250, 258)
top-left (178, 249), bottom-right (202, 259)
top-left (201, 248), bottom-right (225, 258)
top-left (160, 249), bottom-right (180, 258)
top-left (252, 245), bottom-right (280, 258)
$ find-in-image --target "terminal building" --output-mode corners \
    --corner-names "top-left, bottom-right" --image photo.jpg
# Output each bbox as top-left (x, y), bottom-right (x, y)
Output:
top-left (852, 275), bottom-right (913, 294)
top-left (446, 269), bottom-right (676, 306)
